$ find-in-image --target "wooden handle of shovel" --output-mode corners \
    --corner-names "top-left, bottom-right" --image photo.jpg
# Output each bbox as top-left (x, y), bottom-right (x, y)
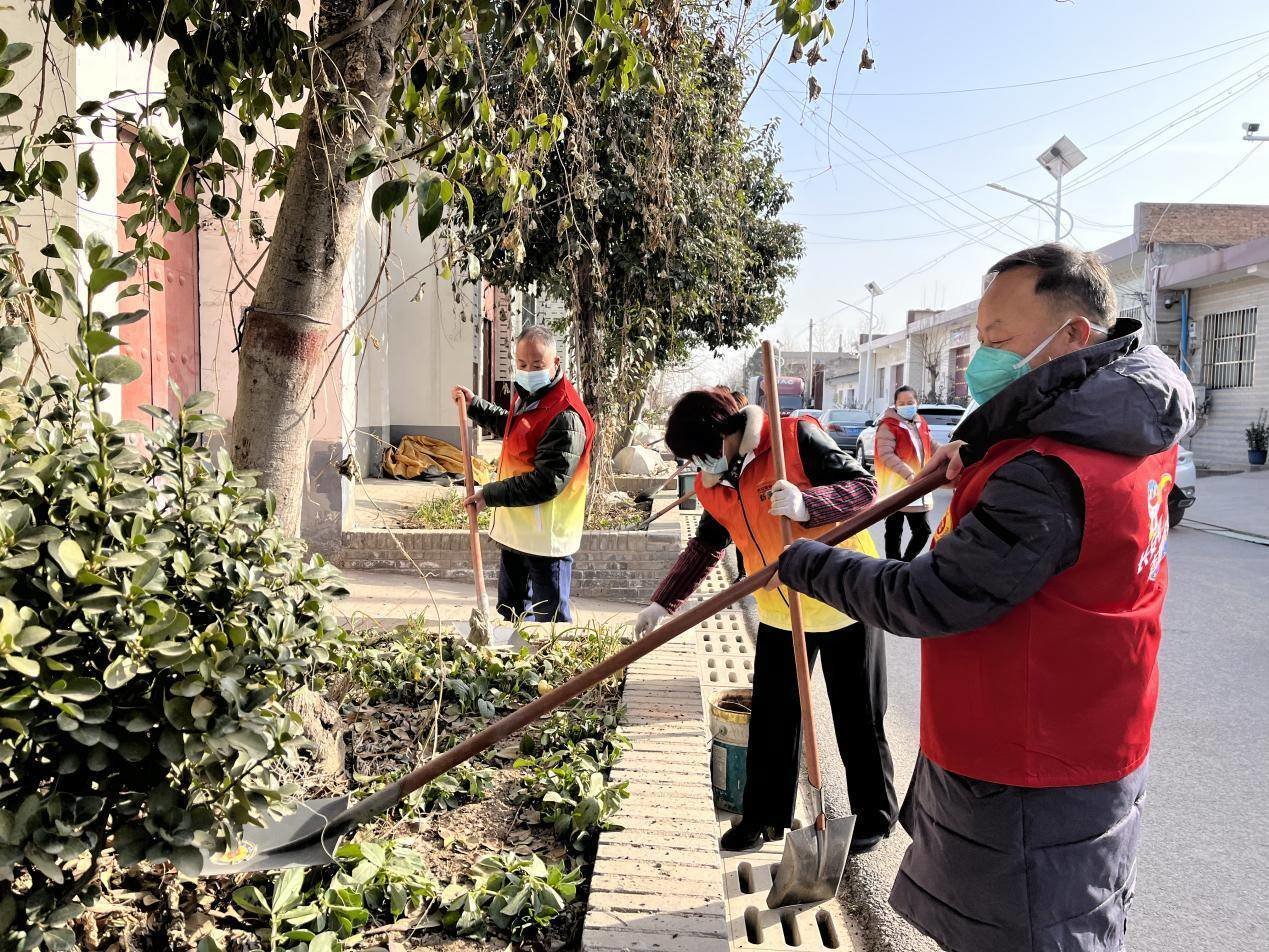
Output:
top-left (288, 468), bottom-right (949, 852)
top-left (455, 393), bottom-right (487, 605)
top-left (760, 342), bottom-right (826, 819)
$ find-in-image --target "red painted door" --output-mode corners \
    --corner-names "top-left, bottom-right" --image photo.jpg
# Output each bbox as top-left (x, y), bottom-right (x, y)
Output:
top-left (115, 134), bottom-right (200, 423)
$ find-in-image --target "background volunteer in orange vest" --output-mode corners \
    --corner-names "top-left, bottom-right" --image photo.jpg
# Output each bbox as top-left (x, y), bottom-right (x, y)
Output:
top-left (771, 244), bottom-right (1196, 952)
top-left (633, 389), bottom-right (898, 854)
top-left (874, 385), bottom-right (941, 561)
top-left (451, 326), bottom-right (595, 623)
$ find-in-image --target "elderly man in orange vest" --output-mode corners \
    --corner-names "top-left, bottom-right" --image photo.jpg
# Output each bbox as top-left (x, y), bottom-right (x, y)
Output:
top-left (774, 244), bottom-right (1195, 952)
top-left (452, 325), bottom-right (595, 622)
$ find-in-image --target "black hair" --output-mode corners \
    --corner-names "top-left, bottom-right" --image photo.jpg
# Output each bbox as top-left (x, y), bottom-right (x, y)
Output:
top-left (894, 385), bottom-right (917, 402)
top-left (664, 389), bottom-right (743, 460)
top-left (987, 243), bottom-right (1116, 327)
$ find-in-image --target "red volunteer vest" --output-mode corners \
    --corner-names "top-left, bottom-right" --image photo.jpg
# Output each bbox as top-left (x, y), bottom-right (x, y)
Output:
top-left (924, 436), bottom-right (1176, 787)
top-left (696, 415), bottom-right (877, 632)
top-left (875, 414), bottom-right (933, 499)
top-left (490, 377), bottom-right (596, 557)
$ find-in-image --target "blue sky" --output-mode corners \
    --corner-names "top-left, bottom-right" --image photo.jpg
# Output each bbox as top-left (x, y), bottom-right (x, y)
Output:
top-left (738, 0), bottom-right (1269, 353)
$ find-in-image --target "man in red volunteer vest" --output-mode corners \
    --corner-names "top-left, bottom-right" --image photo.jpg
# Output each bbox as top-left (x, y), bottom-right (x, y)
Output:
top-left (773, 244), bottom-right (1195, 952)
top-left (452, 325), bottom-right (595, 622)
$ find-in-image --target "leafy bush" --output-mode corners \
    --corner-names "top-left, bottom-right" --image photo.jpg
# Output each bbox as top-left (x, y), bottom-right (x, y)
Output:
top-left (0, 311), bottom-right (345, 944)
top-left (408, 492), bottom-right (490, 530)
top-left (442, 852), bottom-right (581, 938)
top-left (516, 746), bottom-right (630, 853)
top-left (408, 763), bottom-right (495, 814)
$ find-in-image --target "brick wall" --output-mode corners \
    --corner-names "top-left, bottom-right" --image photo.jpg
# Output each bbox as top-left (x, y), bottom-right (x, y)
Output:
top-left (1135, 203), bottom-right (1269, 248)
top-left (335, 520), bottom-right (684, 604)
top-left (1185, 277), bottom-right (1269, 468)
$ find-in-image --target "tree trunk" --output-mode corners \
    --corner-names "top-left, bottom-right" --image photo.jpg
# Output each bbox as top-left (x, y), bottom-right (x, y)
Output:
top-left (231, 0), bottom-right (407, 535)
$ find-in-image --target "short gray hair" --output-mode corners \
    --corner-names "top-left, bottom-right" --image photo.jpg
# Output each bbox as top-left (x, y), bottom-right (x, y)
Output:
top-left (987, 243), bottom-right (1117, 328)
top-left (517, 324), bottom-right (556, 349)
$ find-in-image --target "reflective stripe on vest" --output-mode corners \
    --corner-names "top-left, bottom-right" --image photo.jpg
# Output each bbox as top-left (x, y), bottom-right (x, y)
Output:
top-left (922, 436), bottom-right (1175, 787)
top-left (489, 378), bottom-right (596, 558)
top-left (696, 415), bottom-right (879, 632)
top-left (875, 414), bottom-right (932, 499)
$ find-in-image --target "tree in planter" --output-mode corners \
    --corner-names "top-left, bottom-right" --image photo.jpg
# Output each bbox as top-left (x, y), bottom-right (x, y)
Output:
top-left (0, 268), bottom-right (344, 944)
top-left (18, 0), bottom-right (835, 534)
top-left (461, 30), bottom-right (804, 485)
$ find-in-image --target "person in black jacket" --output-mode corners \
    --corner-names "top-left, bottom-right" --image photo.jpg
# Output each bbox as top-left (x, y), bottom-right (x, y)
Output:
top-left (634, 390), bottom-right (897, 853)
top-left (452, 326), bottom-right (594, 622)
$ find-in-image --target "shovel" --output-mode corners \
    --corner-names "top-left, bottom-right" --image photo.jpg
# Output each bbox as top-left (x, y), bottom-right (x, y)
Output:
top-left (454, 392), bottom-right (513, 647)
top-left (195, 469), bottom-right (948, 876)
top-left (759, 340), bottom-right (854, 909)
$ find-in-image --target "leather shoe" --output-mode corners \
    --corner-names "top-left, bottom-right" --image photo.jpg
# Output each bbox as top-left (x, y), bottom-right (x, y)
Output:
top-left (848, 831), bottom-right (887, 855)
top-left (720, 822), bottom-right (785, 851)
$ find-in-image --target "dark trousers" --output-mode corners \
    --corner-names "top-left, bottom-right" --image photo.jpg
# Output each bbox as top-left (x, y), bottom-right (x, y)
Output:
top-left (496, 547), bottom-right (574, 622)
top-left (884, 511), bottom-right (932, 561)
top-left (741, 621), bottom-right (898, 838)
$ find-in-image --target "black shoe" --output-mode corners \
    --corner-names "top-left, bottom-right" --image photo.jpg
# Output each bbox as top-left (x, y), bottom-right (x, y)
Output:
top-left (720, 822), bottom-right (784, 852)
top-left (848, 831), bottom-right (887, 855)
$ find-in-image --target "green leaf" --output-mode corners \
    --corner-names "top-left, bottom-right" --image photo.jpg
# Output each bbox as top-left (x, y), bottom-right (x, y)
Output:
top-left (49, 538), bottom-right (86, 578)
top-left (103, 655), bottom-right (142, 689)
top-left (95, 354), bottom-right (142, 384)
top-left (88, 267), bottom-right (128, 294)
top-left (0, 94), bottom-right (19, 118)
top-left (276, 112), bottom-right (303, 130)
top-left (171, 845), bottom-right (203, 876)
top-left (4, 655), bottom-right (39, 678)
top-left (307, 934), bottom-right (341, 952)
top-left (77, 151), bottom-right (99, 199)
top-left (0, 42), bottom-right (32, 68)
top-left (83, 330), bottom-right (122, 356)
top-left (272, 866), bottom-right (306, 913)
top-left (370, 178), bottom-right (410, 220)
top-left (416, 179), bottom-right (444, 240)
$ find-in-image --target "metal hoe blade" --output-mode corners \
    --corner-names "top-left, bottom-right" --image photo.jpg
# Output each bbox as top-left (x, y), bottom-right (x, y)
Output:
top-left (196, 795), bottom-right (352, 876)
top-left (766, 814), bottom-right (855, 908)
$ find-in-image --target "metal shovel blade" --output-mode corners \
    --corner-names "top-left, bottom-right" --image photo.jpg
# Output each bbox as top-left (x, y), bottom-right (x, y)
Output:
top-left (196, 795), bottom-right (351, 876)
top-left (766, 814), bottom-right (856, 908)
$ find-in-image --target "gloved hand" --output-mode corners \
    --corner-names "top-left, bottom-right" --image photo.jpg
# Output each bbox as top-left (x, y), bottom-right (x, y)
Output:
top-left (635, 603), bottom-right (669, 638)
top-left (768, 479), bottom-right (809, 522)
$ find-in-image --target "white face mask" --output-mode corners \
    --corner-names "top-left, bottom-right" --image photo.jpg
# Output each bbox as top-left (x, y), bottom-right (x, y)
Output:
top-left (696, 454), bottom-right (730, 475)
top-left (515, 366), bottom-right (555, 393)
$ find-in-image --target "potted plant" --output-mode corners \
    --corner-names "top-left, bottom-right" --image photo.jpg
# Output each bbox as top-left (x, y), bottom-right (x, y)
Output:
top-left (1247, 409), bottom-right (1269, 466)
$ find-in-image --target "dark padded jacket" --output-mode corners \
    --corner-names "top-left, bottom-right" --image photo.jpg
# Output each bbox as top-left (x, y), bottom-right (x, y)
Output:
top-left (466, 379), bottom-right (587, 509)
top-left (778, 320), bottom-right (1196, 952)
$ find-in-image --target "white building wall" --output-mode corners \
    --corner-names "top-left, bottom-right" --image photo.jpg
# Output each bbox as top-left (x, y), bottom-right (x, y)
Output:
top-left (1185, 277), bottom-right (1269, 468)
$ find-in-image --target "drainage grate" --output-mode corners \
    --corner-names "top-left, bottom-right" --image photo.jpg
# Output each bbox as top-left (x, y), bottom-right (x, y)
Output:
top-left (688, 562), bottom-right (853, 951)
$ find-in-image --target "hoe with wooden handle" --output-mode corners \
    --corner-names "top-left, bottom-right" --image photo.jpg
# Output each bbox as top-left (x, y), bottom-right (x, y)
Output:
top-left (758, 341), bottom-right (856, 908)
top-left (193, 469), bottom-right (947, 875)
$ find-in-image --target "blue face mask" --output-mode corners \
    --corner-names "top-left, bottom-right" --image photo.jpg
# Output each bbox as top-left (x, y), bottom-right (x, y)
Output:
top-left (515, 367), bottom-right (555, 393)
top-left (695, 454), bottom-right (730, 475)
top-left (896, 404), bottom-right (918, 421)
top-left (965, 320), bottom-right (1072, 406)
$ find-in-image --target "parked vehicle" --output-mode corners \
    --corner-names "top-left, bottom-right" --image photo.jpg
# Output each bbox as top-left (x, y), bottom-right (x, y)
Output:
top-left (856, 404), bottom-right (967, 468)
top-left (791, 408), bottom-right (826, 422)
top-left (820, 408), bottom-right (871, 453)
top-left (1170, 447), bottom-right (1197, 527)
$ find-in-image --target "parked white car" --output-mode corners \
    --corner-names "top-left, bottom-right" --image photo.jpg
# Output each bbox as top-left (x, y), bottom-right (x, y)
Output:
top-left (1170, 447), bottom-right (1196, 527)
top-left (856, 404), bottom-right (967, 468)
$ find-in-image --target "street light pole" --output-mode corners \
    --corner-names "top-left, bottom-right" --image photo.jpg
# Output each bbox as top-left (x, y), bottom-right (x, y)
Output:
top-left (1036, 136), bottom-right (1086, 243)
top-left (987, 182), bottom-right (1075, 240)
top-left (1242, 121), bottom-right (1269, 141)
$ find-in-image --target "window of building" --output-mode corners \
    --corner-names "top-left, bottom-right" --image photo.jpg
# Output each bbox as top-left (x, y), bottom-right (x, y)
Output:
top-left (1201, 307), bottom-right (1257, 390)
top-left (948, 345), bottom-right (970, 400)
top-left (892, 364), bottom-right (904, 389)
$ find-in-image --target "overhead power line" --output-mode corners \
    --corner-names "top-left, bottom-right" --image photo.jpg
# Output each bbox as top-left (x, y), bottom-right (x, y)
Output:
top-left (817, 29), bottom-right (1269, 97)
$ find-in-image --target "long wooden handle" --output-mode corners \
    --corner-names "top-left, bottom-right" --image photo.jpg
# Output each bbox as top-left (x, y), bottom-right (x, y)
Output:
top-left (761, 341), bottom-right (825, 803)
top-left (455, 393), bottom-right (487, 603)
top-left (277, 467), bottom-right (948, 855)
top-left (633, 488), bottom-right (697, 530)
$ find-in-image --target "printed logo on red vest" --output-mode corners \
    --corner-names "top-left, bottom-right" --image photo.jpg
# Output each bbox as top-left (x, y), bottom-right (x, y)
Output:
top-left (1137, 471), bottom-right (1173, 582)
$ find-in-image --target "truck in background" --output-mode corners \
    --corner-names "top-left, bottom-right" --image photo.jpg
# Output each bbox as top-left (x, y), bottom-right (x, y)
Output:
top-left (747, 375), bottom-right (807, 415)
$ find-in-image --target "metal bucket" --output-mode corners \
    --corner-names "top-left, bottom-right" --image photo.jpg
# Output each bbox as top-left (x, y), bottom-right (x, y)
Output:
top-left (708, 689), bottom-right (752, 814)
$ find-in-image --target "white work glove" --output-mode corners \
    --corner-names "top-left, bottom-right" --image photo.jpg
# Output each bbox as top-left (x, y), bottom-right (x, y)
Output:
top-left (768, 479), bottom-right (809, 523)
top-left (635, 603), bottom-right (669, 638)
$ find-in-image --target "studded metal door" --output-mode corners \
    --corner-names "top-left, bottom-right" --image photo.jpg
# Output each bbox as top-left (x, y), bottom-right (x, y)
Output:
top-left (115, 134), bottom-right (201, 423)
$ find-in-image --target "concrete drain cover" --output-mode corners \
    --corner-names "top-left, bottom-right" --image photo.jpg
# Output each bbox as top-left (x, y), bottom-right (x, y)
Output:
top-left (691, 570), bottom-right (854, 951)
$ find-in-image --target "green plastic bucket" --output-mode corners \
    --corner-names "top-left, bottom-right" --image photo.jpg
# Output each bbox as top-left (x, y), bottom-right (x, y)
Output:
top-left (708, 689), bottom-right (752, 814)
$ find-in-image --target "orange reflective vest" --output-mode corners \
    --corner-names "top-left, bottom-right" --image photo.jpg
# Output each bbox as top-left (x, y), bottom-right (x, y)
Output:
top-left (696, 415), bottom-right (878, 632)
top-left (926, 436), bottom-right (1175, 786)
top-left (489, 378), bottom-right (595, 557)
top-left (875, 414), bottom-right (933, 499)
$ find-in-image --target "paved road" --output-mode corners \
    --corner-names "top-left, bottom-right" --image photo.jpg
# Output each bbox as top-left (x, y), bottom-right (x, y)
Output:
top-left (809, 494), bottom-right (1269, 951)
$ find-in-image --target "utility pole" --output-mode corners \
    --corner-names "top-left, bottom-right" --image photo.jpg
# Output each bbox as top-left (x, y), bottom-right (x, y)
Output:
top-left (1036, 136), bottom-right (1086, 243)
top-left (807, 318), bottom-right (815, 409)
